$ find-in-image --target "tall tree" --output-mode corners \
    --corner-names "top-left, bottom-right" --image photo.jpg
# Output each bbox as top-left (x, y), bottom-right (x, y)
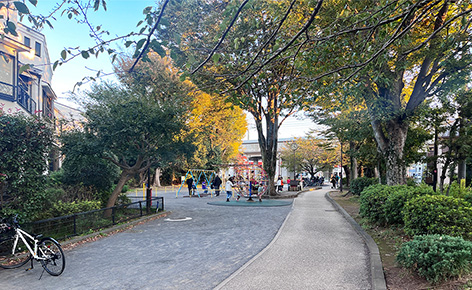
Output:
top-left (81, 80), bottom-right (189, 209)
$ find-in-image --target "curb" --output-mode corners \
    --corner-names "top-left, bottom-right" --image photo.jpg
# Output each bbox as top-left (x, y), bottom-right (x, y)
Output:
top-left (325, 192), bottom-right (387, 290)
top-left (60, 211), bottom-right (171, 249)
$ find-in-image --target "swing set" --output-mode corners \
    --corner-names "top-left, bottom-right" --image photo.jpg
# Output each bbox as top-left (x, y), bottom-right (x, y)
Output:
top-left (176, 169), bottom-right (216, 198)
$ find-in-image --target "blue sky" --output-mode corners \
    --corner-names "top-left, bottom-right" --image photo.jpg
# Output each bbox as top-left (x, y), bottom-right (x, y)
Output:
top-left (32, 0), bottom-right (156, 104)
top-left (30, 0), bottom-right (316, 138)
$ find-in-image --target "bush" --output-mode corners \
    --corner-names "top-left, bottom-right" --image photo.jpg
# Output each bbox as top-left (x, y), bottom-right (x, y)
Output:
top-left (383, 184), bottom-right (435, 225)
top-left (397, 235), bottom-right (472, 283)
top-left (46, 200), bottom-right (102, 218)
top-left (350, 177), bottom-right (378, 196)
top-left (403, 195), bottom-right (472, 239)
top-left (359, 184), bottom-right (392, 225)
top-left (443, 181), bottom-right (472, 198)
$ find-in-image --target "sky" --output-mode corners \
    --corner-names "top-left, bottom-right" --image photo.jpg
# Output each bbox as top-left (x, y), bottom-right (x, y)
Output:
top-left (30, 0), bottom-right (317, 139)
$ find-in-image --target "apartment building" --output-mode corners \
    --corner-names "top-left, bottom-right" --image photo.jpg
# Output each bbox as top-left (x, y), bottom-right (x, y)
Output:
top-left (0, 4), bottom-right (56, 119)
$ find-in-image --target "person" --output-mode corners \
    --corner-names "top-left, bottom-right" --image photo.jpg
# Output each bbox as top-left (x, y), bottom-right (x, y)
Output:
top-left (212, 175), bottom-right (222, 196)
top-left (186, 177), bottom-right (194, 196)
top-left (225, 177), bottom-right (234, 202)
top-left (287, 178), bottom-right (291, 190)
top-left (330, 175), bottom-right (336, 189)
top-left (276, 176), bottom-right (283, 192)
top-left (335, 173), bottom-right (340, 188)
top-left (202, 181), bottom-right (208, 194)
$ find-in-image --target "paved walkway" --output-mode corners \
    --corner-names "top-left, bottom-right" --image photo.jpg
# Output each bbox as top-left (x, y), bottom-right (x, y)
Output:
top-left (216, 188), bottom-right (371, 289)
top-left (0, 187), bottom-right (374, 289)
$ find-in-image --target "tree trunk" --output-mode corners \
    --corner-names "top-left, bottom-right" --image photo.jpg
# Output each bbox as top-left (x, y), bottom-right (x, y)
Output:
top-left (105, 171), bottom-right (131, 217)
top-left (253, 113), bottom-right (278, 196)
top-left (350, 141), bottom-right (358, 181)
top-left (153, 168), bottom-right (161, 187)
top-left (371, 118), bottom-right (409, 185)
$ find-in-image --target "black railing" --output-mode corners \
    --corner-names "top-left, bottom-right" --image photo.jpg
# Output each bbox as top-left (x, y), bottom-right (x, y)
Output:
top-left (24, 197), bottom-right (164, 241)
top-left (0, 81), bottom-right (37, 114)
top-left (17, 85), bottom-right (36, 114)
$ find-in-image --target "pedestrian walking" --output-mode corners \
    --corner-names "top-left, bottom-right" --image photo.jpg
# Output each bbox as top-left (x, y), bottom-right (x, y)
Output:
top-left (330, 175), bottom-right (336, 189)
top-left (212, 175), bottom-right (222, 196)
top-left (225, 177), bottom-right (234, 202)
top-left (186, 177), bottom-right (194, 196)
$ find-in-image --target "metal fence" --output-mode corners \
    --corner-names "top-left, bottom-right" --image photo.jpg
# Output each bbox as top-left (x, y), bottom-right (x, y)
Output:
top-left (24, 196), bottom-right (164, 241)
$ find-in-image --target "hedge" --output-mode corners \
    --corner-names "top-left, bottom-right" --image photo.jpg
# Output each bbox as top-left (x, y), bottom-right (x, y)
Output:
top-left (403, 195), bottom-right (472, 239)
top-left (397, 235), bottom-right (472, 283)
top-left (350, 177), bottom-right (378, 196)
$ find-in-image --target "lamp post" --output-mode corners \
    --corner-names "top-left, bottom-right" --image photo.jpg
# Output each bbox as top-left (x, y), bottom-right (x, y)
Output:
top-left (290, 142), bottom-right (298, 179)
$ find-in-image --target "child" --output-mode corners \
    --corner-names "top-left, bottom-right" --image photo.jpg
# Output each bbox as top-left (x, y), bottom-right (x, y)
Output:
top-left (225, 177), bottom-right (234, 202)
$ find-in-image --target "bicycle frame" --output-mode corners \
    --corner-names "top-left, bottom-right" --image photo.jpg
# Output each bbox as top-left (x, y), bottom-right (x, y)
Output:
top-left (11, 228), bottom-right (46, 261)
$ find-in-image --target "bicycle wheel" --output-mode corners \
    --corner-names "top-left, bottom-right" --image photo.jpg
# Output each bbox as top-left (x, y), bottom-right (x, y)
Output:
top-left (39, 237), bottom-right (65, 276)
top-left (0, 235), bottom-right (32, 269)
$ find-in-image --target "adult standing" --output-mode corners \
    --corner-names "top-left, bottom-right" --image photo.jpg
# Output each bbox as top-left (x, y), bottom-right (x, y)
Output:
top-left (212, 175), bottom-right (222, 196)
top-left (225, 177), bottom-right (234, 202)
top-left (186, 177), bottom-right (194, 196)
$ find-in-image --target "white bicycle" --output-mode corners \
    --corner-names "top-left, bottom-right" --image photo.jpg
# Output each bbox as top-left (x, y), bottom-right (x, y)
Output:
top-left (0, 215), bottom-right (65, 276)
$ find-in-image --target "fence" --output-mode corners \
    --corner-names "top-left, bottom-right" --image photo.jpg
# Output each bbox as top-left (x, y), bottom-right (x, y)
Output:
top-left (25, 196), bottom-right (164, 241)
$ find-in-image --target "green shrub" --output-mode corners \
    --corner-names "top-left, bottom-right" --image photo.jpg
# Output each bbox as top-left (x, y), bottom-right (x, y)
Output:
top-left (359, 184), bottom-right (392, 225)
top-left (397, 235), bottom-right (472, 283)
top-left (383, 184), bottom-right (435, 226)
top-left (350, 177), bottom-right (379, 196)
top-left (403, 195), bottom-right (472, 239)
top-left (47, 200), bottom-right (102, 218)
top-left (443, 181), bottom-right (472, 198)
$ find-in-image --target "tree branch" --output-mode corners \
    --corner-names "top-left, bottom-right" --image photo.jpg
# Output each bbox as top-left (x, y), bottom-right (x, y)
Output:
top-left (128, 0), bottom-right (171, 73)
top-left (191, 0), bottom-right (250, 74)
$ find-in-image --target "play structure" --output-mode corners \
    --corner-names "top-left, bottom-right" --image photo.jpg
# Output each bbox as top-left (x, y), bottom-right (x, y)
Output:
top-left (176, 169), bottom-right (216, 198)
top-left (232, 163), bottom-right (269, 202)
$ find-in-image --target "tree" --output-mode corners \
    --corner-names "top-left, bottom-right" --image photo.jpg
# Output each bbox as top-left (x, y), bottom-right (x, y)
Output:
top-left (81, 81), bottom-right (189, 209)
top-left (303, 0), bottom-right (472, 185)
top-left (158, 0), bottom-right (313, 195)
top-left (115, 52), bottom-right (247, 177)
top-left (280, 135), bottom-right (338, 179)
top-left (60, 129), bottom-right (120, 193)
top-left (0, 111), bottom-right (54, 220)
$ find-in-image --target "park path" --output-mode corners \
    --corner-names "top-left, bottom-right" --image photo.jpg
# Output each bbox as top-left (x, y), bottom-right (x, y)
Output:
top-left (217, 188), bottom-right (371, 290)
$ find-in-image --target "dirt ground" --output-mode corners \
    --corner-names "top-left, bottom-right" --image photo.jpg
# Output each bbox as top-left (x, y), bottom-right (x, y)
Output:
top-left (330, 190), bottom-right (472, 290)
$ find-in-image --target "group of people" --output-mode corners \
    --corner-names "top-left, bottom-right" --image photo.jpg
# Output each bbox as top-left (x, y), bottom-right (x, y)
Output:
top-left (330, 173), bottom-right (340, 189)
top-left (186, 175), bottom-right (223, 197)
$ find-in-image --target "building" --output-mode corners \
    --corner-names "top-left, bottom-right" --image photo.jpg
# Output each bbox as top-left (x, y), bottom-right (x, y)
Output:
top-left (0, 4), bottom-right (56, 119)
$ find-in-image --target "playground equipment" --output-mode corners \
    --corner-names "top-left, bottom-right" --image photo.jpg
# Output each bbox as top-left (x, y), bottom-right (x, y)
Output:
top-left (176, 169), bottom-right (216, 198)
top-left (232, 163), bottom-right (268, 202)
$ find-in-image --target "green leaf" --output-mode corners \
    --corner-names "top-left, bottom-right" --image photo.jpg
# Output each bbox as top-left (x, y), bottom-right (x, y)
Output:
top-left (19, 64), bottom-right (30, 74)
top-left (61, 50), bottom-right (67, 60)
top-left (93, 0), bottom-right (100, 11)
top-left (81, 51), bottom-right (90, 59)
top-left (14, 1), bottom-right (30, 14)
top-left (53, 61), bottom-right (59, 71)
top-left (136, 38), bottom-right (146, 51)
top-left (143, 6), bottom-right (152, 14)
top-left (125, 41), bottom-right (133, 48)
top-left (150, 39), bottom-right (165, 57)
top-left (212, 53), bottom-right (220, 63)
top-left (28, 0), bottom-right (38, 6)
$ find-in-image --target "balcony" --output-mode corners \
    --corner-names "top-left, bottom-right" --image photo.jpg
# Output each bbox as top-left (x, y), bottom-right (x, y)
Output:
top-left (0, 81), bottom-right (37, 115)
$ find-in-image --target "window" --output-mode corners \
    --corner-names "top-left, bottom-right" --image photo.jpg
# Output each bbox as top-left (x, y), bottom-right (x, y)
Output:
top-left (35, 42), bottom-right (41, 57)
top-left (24, 36), bottom-right (31, 48)
top-left (0, 53), bottom-right (14, 98)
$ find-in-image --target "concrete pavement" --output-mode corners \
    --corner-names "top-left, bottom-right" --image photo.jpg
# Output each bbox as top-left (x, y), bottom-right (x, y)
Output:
top-left (216, 188), bottom-right (372, 290)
